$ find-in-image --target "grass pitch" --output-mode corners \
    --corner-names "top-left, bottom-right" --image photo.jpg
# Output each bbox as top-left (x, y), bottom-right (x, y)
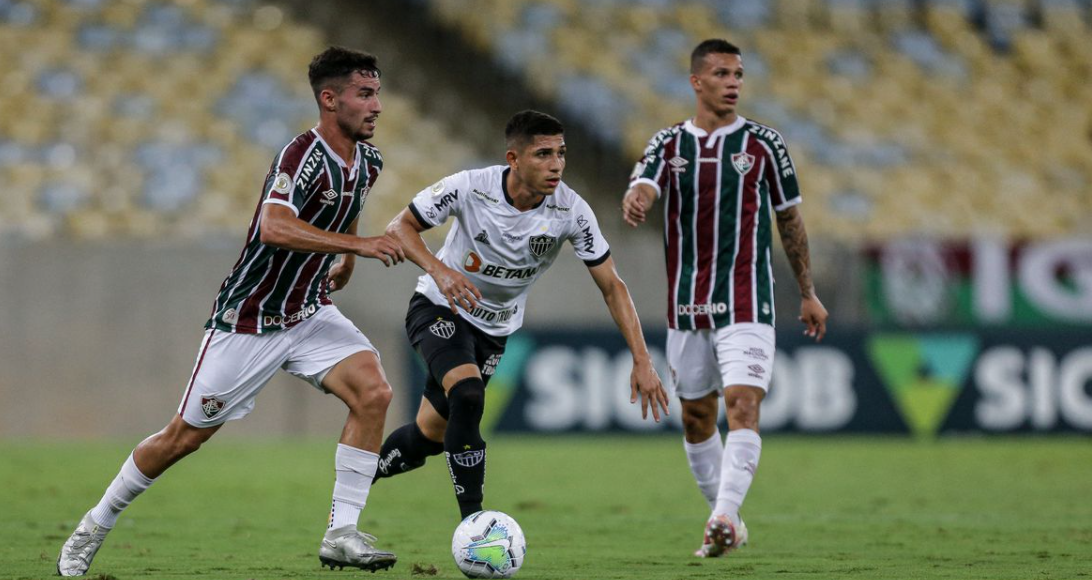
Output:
top-left (1, 435), bottom-right (1089, 579)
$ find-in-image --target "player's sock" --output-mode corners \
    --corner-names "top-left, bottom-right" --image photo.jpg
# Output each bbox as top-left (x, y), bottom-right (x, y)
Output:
top-left (443, 377), bottom-right (487, 519)
top-left (374, 422), bottom-right (444, 480)
top-left (684, 432), bottom-right (723, 509)
top-left (89, 453), bottom-right (156, 529)
top-left (713, 429), bottom-right (762, 527)
top-left (328, 443), bottom-right (379, 529)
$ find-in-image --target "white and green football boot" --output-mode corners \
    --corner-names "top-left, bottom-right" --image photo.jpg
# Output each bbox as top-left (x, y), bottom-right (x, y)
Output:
top-left (319, 526), bottom-right (397, 572)
top-left (694, 515), bottom-right (748, 558)
top-left (57, 511), bottom-right (111, 576)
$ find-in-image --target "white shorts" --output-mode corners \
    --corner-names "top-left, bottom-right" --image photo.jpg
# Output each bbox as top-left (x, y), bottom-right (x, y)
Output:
top-left (177, 305), bottom-right (378, 427)
top-left (666, 323), bottom-right (776, 400)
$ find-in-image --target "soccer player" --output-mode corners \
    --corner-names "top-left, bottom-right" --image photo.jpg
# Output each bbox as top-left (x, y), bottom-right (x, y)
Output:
top-left (622, 39), bottom-right (829, 557)
top-left (372, 110), bottom-right (671, 519)
top-left (56, 47), bottom-right (405, 576)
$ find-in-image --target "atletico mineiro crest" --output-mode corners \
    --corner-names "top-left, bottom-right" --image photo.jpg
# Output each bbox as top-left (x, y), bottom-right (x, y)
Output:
top-left (528, 234), bottom-right (557, 257)
top-left (429, 319), bottom-right (456, 339)
top-left (731, 152), bottom-right (755, 175)
top-left (201, 396), bottom-right (226, 419)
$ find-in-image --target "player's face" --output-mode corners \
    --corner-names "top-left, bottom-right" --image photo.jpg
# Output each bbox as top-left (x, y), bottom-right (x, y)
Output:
top-left (511, 134), bottom-right (566, 196)
top-left (691, 53), bottom-right (743, 116)
top-left (334, 71), bottom-right (382, 141)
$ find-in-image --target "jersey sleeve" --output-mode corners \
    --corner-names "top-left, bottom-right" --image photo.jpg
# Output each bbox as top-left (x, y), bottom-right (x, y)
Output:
top-left (262, 141), bottom-right (318, 216)
top-left (762, 131), bottom-right (802, 212)
top-left (628, 128), bottom-right (675, 199)
top-left (408, 171), bottom-right (469, 230)
top-left (569, 198), bottom-right (611, 267)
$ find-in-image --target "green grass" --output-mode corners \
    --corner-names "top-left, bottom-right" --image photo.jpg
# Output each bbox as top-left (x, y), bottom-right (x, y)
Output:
top-left (2, 436), bottom-right (1090, 579)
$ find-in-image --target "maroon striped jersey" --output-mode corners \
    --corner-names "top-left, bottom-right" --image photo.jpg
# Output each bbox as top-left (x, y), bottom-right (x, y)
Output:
top-left (630, 117), bottom-right (801, 330)
top-left (206, 129), bottom-right (381, 334)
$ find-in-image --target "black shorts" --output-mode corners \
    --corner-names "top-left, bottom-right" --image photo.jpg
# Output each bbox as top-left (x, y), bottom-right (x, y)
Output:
top-left (405, 293), bottom-right (508, 419)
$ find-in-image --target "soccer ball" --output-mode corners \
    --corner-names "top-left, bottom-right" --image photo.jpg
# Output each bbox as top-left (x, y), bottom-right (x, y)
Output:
top-left (451, 510), bottom-right (526, 579)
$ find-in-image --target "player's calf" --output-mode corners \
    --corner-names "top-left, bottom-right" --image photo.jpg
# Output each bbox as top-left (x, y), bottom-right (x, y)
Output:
top-left (375, 422), bottom-right (444, 480)
top-left (443, 378), bottom-right (487, 518)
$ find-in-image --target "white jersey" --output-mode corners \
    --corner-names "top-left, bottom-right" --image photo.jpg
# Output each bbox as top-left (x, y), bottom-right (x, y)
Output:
top-left (409, 165), bottom-right (611, 336)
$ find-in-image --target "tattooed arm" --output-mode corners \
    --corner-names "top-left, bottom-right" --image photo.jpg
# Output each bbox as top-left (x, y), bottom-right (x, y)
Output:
top-left (775, 205), bottom-right (828, 341)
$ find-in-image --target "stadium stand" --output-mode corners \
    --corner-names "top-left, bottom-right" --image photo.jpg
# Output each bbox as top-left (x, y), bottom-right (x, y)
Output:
top-left (0, 0), bottom-right (476, 241)
top-left (420, 0), bottom-right (1092, 242)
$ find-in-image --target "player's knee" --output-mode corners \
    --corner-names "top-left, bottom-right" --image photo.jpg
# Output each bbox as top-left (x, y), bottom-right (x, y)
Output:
top-left (725, 390), bottom-right (762, 428)
top-left (168, 428), bottom-right (211, 458)
top-left (681, 410), bottom-right (712, 435)
top-left (349, 378), bottom-right (392, 414)
top-left (447, 377), bottom-right (485, 420)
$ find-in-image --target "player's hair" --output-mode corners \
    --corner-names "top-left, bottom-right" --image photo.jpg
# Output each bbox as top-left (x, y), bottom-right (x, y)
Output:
top-left (308, 46), bottom-right (381, 102)
top-left (505, 110), bottom-right (564, 151)
top-left (690, 39), bottom-right (742, 74)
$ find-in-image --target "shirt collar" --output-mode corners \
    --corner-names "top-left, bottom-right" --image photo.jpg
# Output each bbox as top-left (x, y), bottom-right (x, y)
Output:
top-left (683, 116), bottom-right (747, 140)
top-left (310, 128), bottom-right (356, 171)
top-left (501, 167), bottom-right (547, 211)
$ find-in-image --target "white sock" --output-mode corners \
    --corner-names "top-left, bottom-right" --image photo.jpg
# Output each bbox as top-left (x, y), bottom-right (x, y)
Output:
top-left (683, 432), bottom-right (723, 509)
top-left (328, 443), bottom-right (379, 530)
top-left (713, 429), bottom-right (762, 526)
top-left (89, 453), bottom-right (156, 529)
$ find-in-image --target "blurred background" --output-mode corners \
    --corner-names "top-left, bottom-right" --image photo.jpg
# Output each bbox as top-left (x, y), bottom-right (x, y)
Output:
top-left (1, 0), bottom-right (1090, 440)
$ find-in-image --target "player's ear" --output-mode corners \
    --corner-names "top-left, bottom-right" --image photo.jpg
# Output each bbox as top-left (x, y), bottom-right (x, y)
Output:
top-left (319, 87), bottom-right (337, 112)
top-left (690, 74), bottom-right (701, 91)
top-left (505, 149), bottom-right (518, 168)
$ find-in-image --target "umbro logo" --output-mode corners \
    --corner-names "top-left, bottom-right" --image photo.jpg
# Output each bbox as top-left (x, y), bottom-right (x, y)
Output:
top-left (319, 189), bottom-right (337, 206)
top-left (668, 156), bottom-right (688, 173)
top-left (475, 230), bottom-right (491, 245)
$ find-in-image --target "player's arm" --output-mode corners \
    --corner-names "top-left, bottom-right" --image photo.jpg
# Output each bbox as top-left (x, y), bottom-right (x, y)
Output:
top-left (586, 256), bottom-right (670, 422)
top-left (259, 204), bottom-right (404, 266)
top-left (327, 217), bottom-right (358, 292)
top-left (386, 208), bottom-right (481, 313)
top-left (774, 205), bottom-right (828, 341)
top-left (621, 182), bottom-right (658, 227)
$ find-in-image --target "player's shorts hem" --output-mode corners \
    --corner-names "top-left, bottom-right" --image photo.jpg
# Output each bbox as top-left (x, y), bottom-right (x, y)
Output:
top-left (302, 344), bottom-right (380, 393)
top-left (676, 386), bottom-right (721, 401)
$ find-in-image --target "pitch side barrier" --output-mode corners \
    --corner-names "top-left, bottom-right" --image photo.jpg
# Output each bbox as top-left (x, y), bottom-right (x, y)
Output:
top-left (405, 328), bottom-right (1092, 436)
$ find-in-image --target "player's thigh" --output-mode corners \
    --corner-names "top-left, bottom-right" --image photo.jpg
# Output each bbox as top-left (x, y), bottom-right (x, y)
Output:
top-left (405, 293), bottom-right (481, 391)
top-left (177, 328), bottom-right (290, 427)
top-left (712, 322), bottom-right (776, 393)
top-left (282, 305), bottom-right (383, 395)
top-left (321, 349), bottom-right (391, 409)
top-left (666, 328), bottom-right (721, 400)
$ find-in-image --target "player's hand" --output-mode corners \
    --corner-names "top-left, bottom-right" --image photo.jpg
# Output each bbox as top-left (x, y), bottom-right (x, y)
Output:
top-left (355, 235), bottom-right (405, 267)
top-left (327, 260), bottom-right (353, 292)
top-left (800, 294), bottom-right (828, 342)
top-left (431, 264), bottom-right (482, 313)
top-left (622, 187), bottom-right (650, 227)
top-left (629, 359), bottom-right (670, 422)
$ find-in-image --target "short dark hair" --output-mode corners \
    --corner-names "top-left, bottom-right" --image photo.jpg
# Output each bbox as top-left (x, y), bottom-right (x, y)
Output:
top-left (308, 46), bottom-right (381, 102)
top-left (690, 39), bottom-right (742, 74)
top-left (505, 110), bottom-right (564, 150)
